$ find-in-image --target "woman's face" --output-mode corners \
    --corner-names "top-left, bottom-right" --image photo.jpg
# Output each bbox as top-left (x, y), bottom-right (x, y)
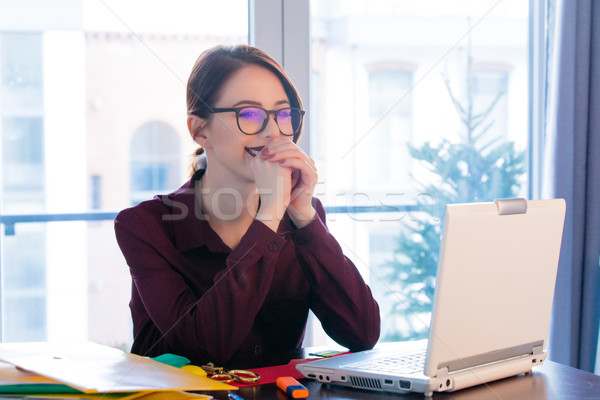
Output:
top-left (196, 64), bottom-right (292, 181)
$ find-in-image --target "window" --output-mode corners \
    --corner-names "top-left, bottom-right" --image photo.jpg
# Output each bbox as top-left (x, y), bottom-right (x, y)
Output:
top-left (129, 121), bottom-right (181, 205)
top-left (0, 0), bottom-right (247, 345)
top-left (308, 0), bottom-right (529, 343)
top-left (471, 66), bottom-right (511, 144)
top-left (364, 67), bottom-right (413, 187)
top-left (1, 33), bottom-right (45, 203)
top-left (2, 118), bottom-right (45, 193)
top-left (1, 33), bottom-right (47, 342)
top-left (0, 0), bottom-right (541, 353)
top-left (1, 226), bottom-right (47, 341)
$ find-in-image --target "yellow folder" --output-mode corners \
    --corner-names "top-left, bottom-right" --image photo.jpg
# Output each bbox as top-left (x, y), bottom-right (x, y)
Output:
top-left (0, 341), bottom-right (234, 394)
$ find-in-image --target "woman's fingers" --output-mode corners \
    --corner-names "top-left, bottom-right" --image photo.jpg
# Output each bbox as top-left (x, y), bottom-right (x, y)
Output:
top-left (278, 157), bottom-right (317, 186)
top-left (262, 141), bottom-right (316, 173)
top-left (254, 138), bottom-right (318, 227)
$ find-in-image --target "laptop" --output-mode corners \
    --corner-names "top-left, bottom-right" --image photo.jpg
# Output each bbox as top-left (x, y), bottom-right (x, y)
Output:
top-left (297, 198), bottom-right (566, 397)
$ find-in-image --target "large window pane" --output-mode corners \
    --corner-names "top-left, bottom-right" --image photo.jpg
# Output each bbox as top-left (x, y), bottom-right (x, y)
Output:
top-left (310, 0), bottom-right (529, 342)
top-left (0, 0), bottom-right (248, 347)
top-left (129, 121), bottom-right (182, 205)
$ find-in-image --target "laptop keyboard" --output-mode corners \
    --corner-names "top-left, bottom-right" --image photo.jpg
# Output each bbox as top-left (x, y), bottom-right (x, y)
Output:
top-left (343, 350), bottom-right (426, 375)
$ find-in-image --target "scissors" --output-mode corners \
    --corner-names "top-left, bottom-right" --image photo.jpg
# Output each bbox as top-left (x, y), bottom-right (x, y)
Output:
top-left (201, 362), bottom-right (260, 384)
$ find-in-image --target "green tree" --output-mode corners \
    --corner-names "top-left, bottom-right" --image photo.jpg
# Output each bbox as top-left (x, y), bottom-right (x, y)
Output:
top-left (382, 63), bottom-right (526, 341)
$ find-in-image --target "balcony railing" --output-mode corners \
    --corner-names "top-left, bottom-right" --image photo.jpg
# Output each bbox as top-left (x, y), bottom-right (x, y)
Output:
top-left (0, 205), bottom-right (421, 236)
top-left (1, 211), bottom-right (120, 236)
top-left (0, 204), bottom-right (424, 342)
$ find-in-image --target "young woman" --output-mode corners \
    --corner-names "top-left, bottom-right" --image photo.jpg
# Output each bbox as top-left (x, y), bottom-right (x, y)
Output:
top-left (115, 45), bottom-right (380, 366)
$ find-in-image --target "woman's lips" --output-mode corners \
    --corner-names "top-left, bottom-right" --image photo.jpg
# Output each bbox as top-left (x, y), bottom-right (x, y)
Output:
top-left (245, 146), bottom-right (265, 157)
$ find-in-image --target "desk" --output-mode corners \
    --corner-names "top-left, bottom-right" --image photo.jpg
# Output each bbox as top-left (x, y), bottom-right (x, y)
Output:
top-left (204, 356), bottom-right (600, 399)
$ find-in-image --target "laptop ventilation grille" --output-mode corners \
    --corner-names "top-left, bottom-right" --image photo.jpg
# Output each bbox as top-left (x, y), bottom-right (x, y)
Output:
top-left (349, 376), bottom-right (382, 390)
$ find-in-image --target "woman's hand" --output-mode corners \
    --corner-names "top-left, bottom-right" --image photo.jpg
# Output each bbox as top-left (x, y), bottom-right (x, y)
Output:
top-left (250, 145), bottom-right (292, 232)
top-left (260, 138), bottom-right (317, 228)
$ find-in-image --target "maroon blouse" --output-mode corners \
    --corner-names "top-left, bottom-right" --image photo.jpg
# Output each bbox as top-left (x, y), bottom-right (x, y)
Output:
top-left (114, 172), bottom-right (380, 365)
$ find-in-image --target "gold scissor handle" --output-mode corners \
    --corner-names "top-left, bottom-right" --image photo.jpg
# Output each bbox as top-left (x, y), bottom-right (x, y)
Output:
top-left (210, 373), bottom-right (236, 383)
top-left (201, 363), bottom-right (224, 374)
top-left (228, 369), bottom-right (260, 383)
top-left (201, 363), bottom-right (260, 384)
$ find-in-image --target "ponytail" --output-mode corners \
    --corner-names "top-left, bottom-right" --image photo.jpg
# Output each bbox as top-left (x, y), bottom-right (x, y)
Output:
top-left (188, 147), bottom-right (205, 177)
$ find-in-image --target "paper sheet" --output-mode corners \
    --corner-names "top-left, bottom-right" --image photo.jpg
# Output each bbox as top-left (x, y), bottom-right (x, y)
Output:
top-left (0, 342), bottom-right (234, 393)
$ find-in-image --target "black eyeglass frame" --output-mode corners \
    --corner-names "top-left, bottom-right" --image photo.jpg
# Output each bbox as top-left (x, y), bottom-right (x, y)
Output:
top-left (207, 106), bottom-right (305, 136)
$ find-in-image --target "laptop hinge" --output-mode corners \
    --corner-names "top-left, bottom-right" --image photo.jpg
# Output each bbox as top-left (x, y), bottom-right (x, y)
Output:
top-left (435, 367), bottom-right (449, 378)
top-left (533, 345), bottom-right (543, 355)
top-left (495, 198), bottom-right (527, 215)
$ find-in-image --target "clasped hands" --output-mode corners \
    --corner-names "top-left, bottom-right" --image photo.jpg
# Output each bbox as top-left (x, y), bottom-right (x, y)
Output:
top-left (250, 138), bottom-right (317, 230)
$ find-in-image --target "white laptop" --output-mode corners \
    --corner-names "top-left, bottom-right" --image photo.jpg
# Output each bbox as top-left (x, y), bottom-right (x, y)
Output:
top-left (297, 198), bottom-right (566, 397)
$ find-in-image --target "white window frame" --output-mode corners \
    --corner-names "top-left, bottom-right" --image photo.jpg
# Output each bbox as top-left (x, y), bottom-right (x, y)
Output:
top-left (251, 1), bottom-right (326, 344)
top-left (528, 0), bottom-right (547, 200)
top-left (249, 0), bottom-right (311, 153)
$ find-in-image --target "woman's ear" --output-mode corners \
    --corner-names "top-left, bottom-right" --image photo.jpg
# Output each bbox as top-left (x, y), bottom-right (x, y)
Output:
top-left (188, 115), bottom-right (210, 148)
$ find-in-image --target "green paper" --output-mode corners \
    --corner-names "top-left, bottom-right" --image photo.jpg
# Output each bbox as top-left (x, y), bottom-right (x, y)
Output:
top-left (0, 383), bottom-right (82, 394)
top-left (151, 354), bottom-right (191, 369)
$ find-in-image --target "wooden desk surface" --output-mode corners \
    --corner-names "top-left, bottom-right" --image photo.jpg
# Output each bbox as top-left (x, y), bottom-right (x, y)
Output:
top-left (204, 360), bottom-right (600, 400)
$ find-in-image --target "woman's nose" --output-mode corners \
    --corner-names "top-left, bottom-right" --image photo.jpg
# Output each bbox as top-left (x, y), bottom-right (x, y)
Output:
top-left (260, 114), bottom-right (281, 139)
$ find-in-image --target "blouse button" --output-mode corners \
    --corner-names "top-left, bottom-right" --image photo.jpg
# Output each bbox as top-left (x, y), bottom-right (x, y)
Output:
top-left (268, 242), bottom-right (278, 251)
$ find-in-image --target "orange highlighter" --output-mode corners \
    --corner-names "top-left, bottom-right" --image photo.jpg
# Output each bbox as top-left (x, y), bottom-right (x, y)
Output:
top-left (276, 376), bottom-right (309, 399)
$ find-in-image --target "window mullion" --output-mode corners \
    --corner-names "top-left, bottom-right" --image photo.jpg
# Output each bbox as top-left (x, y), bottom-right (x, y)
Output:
top-left (528, 0), bottom-right (547, 200)
top-left (248, 0), bottom-right (284, 63)
top-left (249, 0), bottom-right (311, 154)
top-left (282, 0), bottom-right (310, 153)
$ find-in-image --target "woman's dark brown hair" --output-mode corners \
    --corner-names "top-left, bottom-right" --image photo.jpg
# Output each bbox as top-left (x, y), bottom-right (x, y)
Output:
top-left (187, 45), bottom-right (304, 174)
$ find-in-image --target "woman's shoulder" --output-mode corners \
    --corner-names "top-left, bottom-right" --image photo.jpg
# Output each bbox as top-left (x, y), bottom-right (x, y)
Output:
top-left (116, 198), bottom-right (164, 223)
top-left (115, 178), bottom-right (195, 228)
top-left (114, 201), bottom-right (173, 247)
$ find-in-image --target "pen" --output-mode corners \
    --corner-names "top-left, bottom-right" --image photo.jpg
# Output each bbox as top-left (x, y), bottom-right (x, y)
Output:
top-left (229, 393), bottom-right (246, 400)
top-left (276, 376), bottom-right (309, 399)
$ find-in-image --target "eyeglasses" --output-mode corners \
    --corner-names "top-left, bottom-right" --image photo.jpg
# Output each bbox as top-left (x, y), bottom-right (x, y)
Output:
top-left (208, 106), bottom-right (305, 136)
